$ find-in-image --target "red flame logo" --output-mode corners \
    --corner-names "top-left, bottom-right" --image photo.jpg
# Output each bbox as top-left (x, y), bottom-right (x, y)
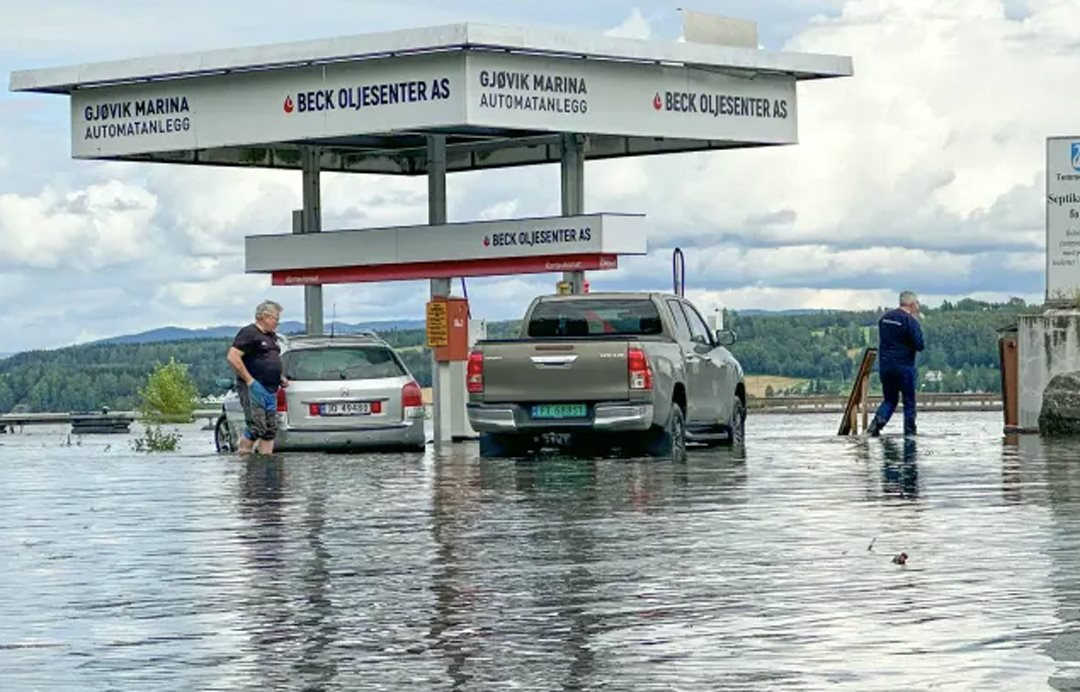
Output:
top-left (652, 93), bottom-right (663, 111)
top-left (483, 236), bottom-right (490, 247)
top-left (283, 96), bottom-right (294, 114)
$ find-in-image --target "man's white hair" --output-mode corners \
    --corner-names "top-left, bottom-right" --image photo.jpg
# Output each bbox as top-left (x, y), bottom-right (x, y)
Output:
top-left (255, 300), bottom-right (283, 320)
top-left (899, 290), bottom-right (918, 306)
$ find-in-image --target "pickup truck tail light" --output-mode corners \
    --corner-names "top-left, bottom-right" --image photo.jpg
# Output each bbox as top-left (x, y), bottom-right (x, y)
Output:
top-left (467, 350), bottom-right (484, 393)
top-left (628, 347), bottom-right (653, 390)
top-left (276, 387), bottom-right (288, 412)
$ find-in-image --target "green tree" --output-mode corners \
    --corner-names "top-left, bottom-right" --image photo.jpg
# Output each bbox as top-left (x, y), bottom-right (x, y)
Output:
top-left (139, 359), bottom-right (199, 424)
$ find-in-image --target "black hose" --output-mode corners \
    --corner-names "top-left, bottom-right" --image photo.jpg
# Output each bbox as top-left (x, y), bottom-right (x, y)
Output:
top-left (460, 277), bottom-right (471, 318)
top-left (672, 248), bottom-right (685, 297)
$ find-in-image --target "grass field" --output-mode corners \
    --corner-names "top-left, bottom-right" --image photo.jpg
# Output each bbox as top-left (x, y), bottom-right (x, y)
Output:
top-left (744, 375), bottom-right (808, 398)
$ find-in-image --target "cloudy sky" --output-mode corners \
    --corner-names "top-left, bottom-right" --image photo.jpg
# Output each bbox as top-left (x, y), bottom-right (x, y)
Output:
top-left (0, 0), bottom-right (1063, 350)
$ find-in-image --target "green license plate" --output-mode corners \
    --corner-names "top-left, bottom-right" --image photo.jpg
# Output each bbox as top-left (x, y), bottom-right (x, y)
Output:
top-left (531, 403), bottom-right (588, 419)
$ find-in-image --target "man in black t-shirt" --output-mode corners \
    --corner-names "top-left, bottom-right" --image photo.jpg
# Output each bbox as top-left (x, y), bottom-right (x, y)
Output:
top-left (227, 300), bottom-right (287, 454)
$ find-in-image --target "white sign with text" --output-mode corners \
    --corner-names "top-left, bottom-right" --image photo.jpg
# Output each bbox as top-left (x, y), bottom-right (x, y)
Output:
top-left (71, 50), bottom-right (798, 158)
top-left (465, 51), bottom-right (797, 144)
top-left (1047, 137), bottom-right (1080, 303)
top-left (244, 214), bottom-right (647, 273)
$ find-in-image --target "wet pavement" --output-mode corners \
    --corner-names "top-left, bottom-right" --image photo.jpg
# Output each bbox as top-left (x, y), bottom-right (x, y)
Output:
top-left (3, 412), bottom-right (1080, 689)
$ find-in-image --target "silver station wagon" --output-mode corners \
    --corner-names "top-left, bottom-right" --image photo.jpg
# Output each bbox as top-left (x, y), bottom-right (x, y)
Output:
top-left (215, 333), bottom-right (426, 452)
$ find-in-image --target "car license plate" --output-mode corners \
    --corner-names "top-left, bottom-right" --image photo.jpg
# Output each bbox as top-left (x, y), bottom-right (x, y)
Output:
top-left (321, 402), bottom-right (372, 416)
top-left (531, 403), bottom-right (587, 419)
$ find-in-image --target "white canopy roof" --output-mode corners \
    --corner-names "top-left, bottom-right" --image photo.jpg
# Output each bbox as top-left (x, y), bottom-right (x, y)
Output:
top-left (9, 23), bottom-right (853, 174)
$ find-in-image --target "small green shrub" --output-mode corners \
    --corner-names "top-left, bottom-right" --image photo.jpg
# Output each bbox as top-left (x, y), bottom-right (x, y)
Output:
top-left (139, 359), bottom-right (199, 424)
top-left (132, 425), bottom-right (181, 453)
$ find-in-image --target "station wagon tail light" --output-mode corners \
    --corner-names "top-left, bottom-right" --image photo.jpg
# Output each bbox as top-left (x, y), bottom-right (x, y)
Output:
top-left (402, 381), bottom-right (423, 408)
top-left (628, 347), bottom-right (653, 391)
top-left (467, 350), bottom-right (484, 393)
top-left (276, 387), bottom-right (288, 412)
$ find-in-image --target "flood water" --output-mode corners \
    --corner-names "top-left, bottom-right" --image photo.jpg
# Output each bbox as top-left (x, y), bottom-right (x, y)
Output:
top-left (3, 412), bottom-right (1080, 689)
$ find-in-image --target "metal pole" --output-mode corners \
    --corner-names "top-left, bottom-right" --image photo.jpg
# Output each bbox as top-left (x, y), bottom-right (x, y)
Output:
top-left (427, 134), bottom-right (453, 445)
top-left (301, 146), bottom-right (324, 335)
top-left (560, 133), bottom-right (586, 294)
top-left (860, 376), bottom-right (869, 434)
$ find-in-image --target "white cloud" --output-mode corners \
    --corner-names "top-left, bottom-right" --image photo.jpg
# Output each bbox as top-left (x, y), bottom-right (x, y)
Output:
top-left (687, 286), bottom-right (897, 312)
top-left (588, 0), bottom-right (1065, 259)
top-left (1004, 251), bottom-right (1045, 273)
top-left (698, 245), bottom-right (974, 284)
top-left (0, 1), bottom-right (1069, 350)
top-left (604, 8), bottom-right (652, 40)
top-left (153, 273), bottom-right (281, 311)
top-left (477, 200), bottom-right (520, 221)
top-left (0, 180), bottom-right (158, 270)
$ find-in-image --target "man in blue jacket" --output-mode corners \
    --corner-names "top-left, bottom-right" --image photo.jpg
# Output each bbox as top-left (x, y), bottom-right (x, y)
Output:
top-left (868, 290), bottom-right (925, 436)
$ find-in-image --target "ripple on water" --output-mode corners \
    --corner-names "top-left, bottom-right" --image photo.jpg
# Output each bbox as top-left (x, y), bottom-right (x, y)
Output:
top-left (1, 414), bottom-right (1080, 689)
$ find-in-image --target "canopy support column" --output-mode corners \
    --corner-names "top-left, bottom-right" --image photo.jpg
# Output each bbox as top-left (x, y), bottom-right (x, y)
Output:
top-left (301, 146), bottom-right (324, 335)
top-left (428, 134), bottom-right (454, 445)
top-left (560, 133), bottom-right (586, 294)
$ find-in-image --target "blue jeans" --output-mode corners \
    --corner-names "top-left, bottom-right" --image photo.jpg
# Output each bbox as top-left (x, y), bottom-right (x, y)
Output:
top-left (874, 366), bottom-right (917, 434)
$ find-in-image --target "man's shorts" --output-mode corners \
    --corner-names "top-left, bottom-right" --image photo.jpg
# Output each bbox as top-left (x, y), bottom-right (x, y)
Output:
top-left (238, 380), bottom-right (279, 442)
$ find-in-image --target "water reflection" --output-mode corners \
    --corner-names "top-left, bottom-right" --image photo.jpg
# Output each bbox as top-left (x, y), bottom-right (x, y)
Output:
top-left (853, 436), bottom-right (921, 501)
top-left (1008, 434), bottom-right (1080, 689)
top-left (11, 414), bottom-right (1080, 688)
top-left (424, 447), bottom-right (750, 688)
top-left (881, 437), bottom-right (919, 500)
top-left (237, 457), bottom-right (337, 690)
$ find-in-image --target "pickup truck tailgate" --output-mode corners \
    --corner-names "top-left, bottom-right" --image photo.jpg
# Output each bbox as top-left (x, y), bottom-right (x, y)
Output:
top-left (482, 340), bottom-right (632, 402)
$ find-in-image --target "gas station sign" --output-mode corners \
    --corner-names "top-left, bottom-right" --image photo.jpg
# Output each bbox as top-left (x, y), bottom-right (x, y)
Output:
top-left (244, 213), bottom-right (646, 284)
top-left (466, 51), bottom-right (797, 144)
top-left (71, 53), bottom-right (466, 158)
top-left (69, 47), bottom-right (800, 160)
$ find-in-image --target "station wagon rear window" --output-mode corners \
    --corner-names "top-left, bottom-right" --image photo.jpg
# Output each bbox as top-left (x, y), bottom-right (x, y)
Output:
top-left (284, 346), bottom-right (405, 381)
top-left (527, 299), bottom-right (663, 337)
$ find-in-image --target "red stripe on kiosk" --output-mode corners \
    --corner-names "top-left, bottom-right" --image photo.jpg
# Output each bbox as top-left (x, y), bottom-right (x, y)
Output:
top-left (271, 253), bottom-right (619, 285)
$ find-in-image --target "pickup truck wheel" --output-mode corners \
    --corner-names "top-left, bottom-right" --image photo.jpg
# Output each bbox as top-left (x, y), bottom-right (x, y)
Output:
top-left (214, 414), bottom-right (233, 453)
top-left (643, 404), bottom-right (687, 462)
top-left (479, 433), bottom-right (530, 458)
top-left (721, 399), bottom-right (747, 448)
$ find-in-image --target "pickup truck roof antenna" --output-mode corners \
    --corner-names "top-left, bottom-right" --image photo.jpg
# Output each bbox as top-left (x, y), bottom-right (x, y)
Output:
top-left (672, 248), bottom-right (686, 297)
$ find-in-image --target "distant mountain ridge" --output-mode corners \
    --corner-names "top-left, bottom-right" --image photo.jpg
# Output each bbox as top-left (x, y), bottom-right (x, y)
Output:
top-left (96, 310), bottom-right (828, 345)
top-left (96, 319), bottom-right (426, 345)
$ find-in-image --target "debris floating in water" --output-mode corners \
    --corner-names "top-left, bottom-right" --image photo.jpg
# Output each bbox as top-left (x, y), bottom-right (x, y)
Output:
top-left (892, 552), bottom-right (908, 565)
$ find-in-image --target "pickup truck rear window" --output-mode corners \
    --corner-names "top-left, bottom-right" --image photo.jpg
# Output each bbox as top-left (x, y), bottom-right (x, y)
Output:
top-left (284, 346), bottom-right (405, 381)
top-left (527, 299), bottom-right (663, 337)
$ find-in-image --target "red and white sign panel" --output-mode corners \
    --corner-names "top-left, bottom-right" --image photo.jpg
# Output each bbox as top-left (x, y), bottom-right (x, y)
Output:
top-left (247, 213), bottom-right (645, 278)
top-left (272, 253), bottom-right (619, 285)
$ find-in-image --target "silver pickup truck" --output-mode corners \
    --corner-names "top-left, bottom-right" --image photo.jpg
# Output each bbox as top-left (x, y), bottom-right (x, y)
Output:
top-left (467, 292), bottom-right (746, 460)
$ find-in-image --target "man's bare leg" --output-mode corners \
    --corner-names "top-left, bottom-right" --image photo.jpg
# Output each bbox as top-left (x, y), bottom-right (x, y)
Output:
top-left (236, 436), bottom-right (254, 455)
top-left (255, 438), bottom-right (275, 455)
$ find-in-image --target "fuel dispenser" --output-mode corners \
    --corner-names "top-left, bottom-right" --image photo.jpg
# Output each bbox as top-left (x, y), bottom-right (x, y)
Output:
top-left (426, 297), bottom-right (485, 440)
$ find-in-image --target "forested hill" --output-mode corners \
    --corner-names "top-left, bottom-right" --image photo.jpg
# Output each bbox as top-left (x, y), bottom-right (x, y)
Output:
top-left (0, 299), bottom-right (1033, 412)
top-left (727, 297), bottom-right (1033, 394)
